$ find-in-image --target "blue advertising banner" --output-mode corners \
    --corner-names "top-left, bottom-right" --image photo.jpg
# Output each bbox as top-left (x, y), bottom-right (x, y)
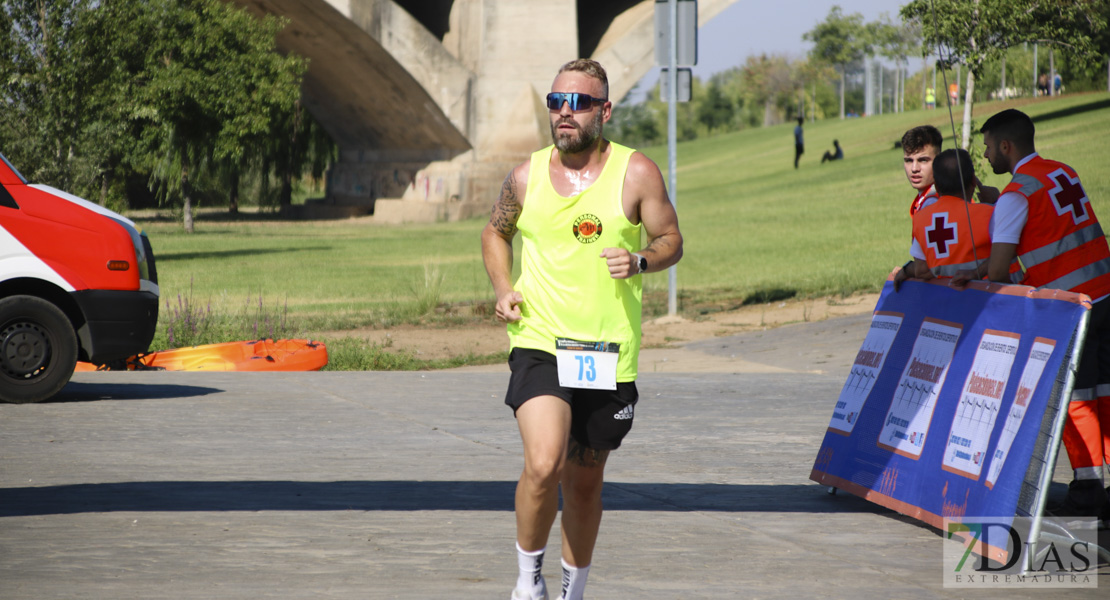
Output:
top-left (811, 274), bottom-right (1089, 561)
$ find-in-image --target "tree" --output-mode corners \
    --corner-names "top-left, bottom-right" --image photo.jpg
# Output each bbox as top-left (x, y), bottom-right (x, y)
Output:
top-left (793, 59), bottom-right (836, 122)
top-left (873, 13), bottom-right (922, 113)
top-left (141, 0), bottom-right (306, 232)
top-left (608, 101), bottom-right (661, 147)
top-left (738, 54), bottom-right (798, 127)
top-left (0, 1), bottom-right (103, 196)
top-left (706, 67), bottom-right (747, 128)
top-left (268, 100), bottom-right (336, 208)
top-left (902, 0), bottom-right (1106, 148)
top-left (639, 78), bottom-right (700, 142)
top-left (71, 1), bottom-right (163, 208)
top-left (697, 80), bottom-right (734, 133)
top-left (0, 0), bottom-right (316, 230)
top-left (804, 6), bottom-right (871, 119)
top-left (1059, 0), bottom-right (1110, 90)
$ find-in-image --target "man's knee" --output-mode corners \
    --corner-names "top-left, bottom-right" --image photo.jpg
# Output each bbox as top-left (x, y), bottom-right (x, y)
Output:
top-left (516, 394), bottom-right (572, 490)
top-left (522, 451), bottom-right (565, 490)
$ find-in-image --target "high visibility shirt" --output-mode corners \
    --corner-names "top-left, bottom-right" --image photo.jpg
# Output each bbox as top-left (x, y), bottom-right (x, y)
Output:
top-left (911, 195), bottom-right (994, 277)
top-left (910, 184), bottom-right (938, 216)
top-left (1003, 155), bottom-right (1110, 300)
top-left (509, 142), bottom-right (643, 381)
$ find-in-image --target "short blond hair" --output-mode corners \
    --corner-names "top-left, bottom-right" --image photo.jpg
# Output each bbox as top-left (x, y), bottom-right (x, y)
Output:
top-left (558, 59), bottom-right (609, 99)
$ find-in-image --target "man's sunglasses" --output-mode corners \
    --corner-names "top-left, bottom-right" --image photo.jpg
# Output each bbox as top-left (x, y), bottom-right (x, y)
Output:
top-left (546, 92), bottom-right (607, 111)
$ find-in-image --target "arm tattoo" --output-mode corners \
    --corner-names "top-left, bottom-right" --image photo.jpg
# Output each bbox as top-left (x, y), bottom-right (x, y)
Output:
top-left (566, 439), bottom-right (609, 468)
top-left (639, 235), bottom-right (672, 259)
top-left (489, 171), bottom-right (521, 237)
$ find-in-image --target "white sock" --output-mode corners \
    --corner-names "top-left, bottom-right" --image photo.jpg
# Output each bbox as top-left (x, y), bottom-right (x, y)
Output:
top-left (1073, 467), bottom-right (1105, 483)
top-left (559, 558), bottom-right (590, 600)
top-left (516, 543), bottom-right (546, 597)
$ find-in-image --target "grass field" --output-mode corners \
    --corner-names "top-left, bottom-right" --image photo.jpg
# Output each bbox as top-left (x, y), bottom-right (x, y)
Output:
top-left (134, 92), bottom-right (1110, 360)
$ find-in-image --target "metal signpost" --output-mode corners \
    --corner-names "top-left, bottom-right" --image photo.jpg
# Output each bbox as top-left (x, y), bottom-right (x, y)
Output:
top-left (654, 0), bottom-right (696, 316)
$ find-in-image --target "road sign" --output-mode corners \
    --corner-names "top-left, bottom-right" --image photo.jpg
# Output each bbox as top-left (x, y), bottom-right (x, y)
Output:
top-left (660, 68), bottom-right (692, 102)
top-left (654, 0), bottom-right (697, 67)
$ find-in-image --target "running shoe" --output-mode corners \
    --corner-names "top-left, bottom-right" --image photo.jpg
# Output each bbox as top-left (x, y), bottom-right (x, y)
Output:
top-left (511, 586), bottom-right (548, 600)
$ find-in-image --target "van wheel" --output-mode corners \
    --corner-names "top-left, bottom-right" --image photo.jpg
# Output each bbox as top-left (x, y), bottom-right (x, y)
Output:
top-left (0, 296), bottom-right (78, 404)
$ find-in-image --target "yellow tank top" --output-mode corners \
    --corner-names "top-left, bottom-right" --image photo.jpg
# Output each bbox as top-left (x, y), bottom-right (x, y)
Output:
top-left (509, 142), bottom-right (643, 381)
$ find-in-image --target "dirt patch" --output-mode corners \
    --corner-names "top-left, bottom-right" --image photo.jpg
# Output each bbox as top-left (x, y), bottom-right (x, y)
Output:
top-left (639, 292), bottom-right (878, 349)
top-left (316, 292), bottom-right (880, 373)
top-left (317, 321), bottom-right (511, 361)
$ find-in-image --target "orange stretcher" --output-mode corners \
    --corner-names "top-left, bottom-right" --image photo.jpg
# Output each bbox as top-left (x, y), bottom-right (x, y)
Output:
top-left (75, 339), bottom-right (328, 372)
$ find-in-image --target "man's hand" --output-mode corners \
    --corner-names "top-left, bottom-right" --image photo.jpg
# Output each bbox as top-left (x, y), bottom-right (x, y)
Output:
top-left (975, 177), bottom-right (1000, 204)
top-left (495, 290), bottom-right (524, 322)
top-left (893, 268), bottom-right (908, 292)
top-left (600, 247), bottom-right (638, 279)
top-left (950, 268), bottom-right (978, 289)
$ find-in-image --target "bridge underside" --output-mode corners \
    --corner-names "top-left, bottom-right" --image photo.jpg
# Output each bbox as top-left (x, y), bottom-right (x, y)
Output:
top-left (231, 1), bottom-right (471, 157)
top-left (229, 0), bottom-right (738, 221)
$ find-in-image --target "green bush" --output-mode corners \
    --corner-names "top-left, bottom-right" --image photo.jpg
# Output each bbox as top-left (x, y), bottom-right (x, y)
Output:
top-left (150, 282), bottom-right (298, 350)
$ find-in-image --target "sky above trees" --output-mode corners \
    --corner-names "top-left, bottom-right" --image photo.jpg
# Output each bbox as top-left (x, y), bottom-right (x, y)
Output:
top-left (626, 0), bottom-right (899, 104)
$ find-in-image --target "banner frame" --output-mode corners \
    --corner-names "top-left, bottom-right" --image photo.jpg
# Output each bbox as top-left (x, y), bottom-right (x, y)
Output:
top-left (1022, 308), bottom-right (1088, 575)
top-left (810, 271), bottom-right (1099, 564)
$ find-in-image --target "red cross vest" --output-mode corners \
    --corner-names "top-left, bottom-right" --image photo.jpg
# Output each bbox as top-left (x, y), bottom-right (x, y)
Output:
top-left (1005, 155), bottom-right (1110, 300)
top-left (909, 185), bottom-right (937, 216)
top-left (912, 195), bottom-right (994, 277)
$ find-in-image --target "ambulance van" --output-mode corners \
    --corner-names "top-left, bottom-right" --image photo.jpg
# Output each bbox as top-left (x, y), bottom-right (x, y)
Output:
top-left (0, 152), bottom-right (159, 403)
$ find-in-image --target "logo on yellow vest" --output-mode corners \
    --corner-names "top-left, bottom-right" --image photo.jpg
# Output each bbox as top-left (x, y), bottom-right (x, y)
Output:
top-left (572, 214), bottom-right (603, 243)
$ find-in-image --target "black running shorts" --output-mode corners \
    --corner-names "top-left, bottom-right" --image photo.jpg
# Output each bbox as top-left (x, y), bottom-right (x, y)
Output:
top-left (505, 348), bottom-right (638, 450)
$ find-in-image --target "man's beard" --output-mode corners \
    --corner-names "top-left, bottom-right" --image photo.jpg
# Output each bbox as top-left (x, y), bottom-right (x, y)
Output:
top-left (552, 110), bottom-right (603, 154)
top-left (990, 156), bottom-right (1009, 175)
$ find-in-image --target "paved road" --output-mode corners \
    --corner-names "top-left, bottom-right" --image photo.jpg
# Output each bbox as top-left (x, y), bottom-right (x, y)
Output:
top-left (1, 317), bottom-right (1104, 598)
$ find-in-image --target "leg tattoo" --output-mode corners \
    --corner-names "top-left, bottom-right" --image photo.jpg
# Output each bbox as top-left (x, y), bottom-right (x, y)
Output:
top-left (566, 439), bottom-right (609, 468)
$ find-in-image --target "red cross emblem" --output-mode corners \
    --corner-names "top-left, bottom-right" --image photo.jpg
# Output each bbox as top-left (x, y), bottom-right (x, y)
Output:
top-left (925, 212), bottom-right (957, 258)
top-left (1047, 168), bottom-right (1089, 224)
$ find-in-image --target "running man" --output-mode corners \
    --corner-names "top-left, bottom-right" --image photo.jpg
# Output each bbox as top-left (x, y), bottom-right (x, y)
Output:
top-left (481, 59), bottom-right (683, 600)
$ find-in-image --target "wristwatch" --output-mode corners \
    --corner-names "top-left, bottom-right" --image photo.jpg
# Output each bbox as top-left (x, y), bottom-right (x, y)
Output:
top-left (634, 253), bottom-right (648, 275)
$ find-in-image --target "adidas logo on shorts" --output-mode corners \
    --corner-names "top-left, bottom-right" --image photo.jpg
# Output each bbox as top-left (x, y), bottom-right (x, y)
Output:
top-left (613, 405), bottom-right (634, 420)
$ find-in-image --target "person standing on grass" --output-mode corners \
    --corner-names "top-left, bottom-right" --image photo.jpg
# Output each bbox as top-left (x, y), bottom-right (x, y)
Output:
top-left (481, 58), bottom-right (683, 600)
top-left (794, 117), bottom-right (805, 169)
top-left (893, 148), bottom-right (993, 291)
top-left (952, 109), bottom-right (1110, 522)
top-left (902, 125), bottom-right (942, 216)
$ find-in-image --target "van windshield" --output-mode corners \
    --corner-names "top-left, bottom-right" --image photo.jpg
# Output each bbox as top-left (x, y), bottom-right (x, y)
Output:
top-left (0, 152), bottom-right (28, 184)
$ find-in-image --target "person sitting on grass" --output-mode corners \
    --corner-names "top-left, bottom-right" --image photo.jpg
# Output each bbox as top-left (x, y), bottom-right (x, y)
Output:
top-left (821, 140), bottom-right (843, 163)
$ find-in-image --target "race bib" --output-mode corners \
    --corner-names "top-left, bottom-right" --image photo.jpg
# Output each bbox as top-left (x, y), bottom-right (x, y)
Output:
top-left (555, 338), bottom-right (620, 391)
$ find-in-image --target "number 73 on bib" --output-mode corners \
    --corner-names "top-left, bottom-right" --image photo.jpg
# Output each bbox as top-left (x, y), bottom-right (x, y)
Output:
top-left (555, 338), bottom-right (620, 391)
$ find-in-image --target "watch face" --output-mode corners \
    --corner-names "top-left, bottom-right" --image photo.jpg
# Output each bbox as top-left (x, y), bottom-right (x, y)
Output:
top-left (638, 256), bottom-right (648, 273)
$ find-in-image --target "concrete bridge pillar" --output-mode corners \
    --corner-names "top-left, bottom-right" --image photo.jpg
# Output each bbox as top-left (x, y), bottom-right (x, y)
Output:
top-left (374, 0), bottom-right (579, 223)
top-left (229, 0), bottom-right (736, 222)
